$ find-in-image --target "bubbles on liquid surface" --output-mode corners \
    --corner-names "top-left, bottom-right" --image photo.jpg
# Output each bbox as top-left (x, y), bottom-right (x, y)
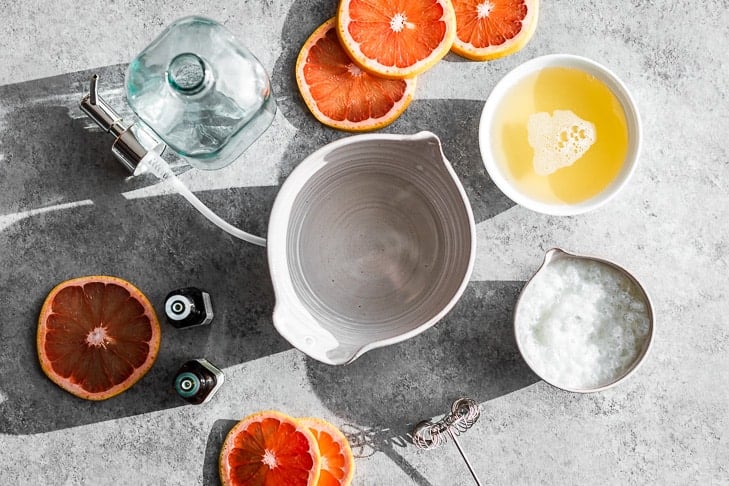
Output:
top-left (527, 110), bottom-right (596, 175)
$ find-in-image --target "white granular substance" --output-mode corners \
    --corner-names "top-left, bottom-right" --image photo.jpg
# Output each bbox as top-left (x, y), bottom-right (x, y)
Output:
top-left (516, 258), bottom-right (650, 390)
top-left (527, 110), bottom-right (596, 175)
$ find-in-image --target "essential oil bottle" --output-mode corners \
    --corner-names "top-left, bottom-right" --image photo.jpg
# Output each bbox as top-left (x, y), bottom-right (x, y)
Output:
top-left (174, 359), bottom-right (225, 405)
top-left (164, 287), bottom-right (214, 328)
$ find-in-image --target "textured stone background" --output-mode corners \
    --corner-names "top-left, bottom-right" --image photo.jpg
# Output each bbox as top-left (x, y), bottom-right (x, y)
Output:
top-left (1, 0), bottom-right (727, 484)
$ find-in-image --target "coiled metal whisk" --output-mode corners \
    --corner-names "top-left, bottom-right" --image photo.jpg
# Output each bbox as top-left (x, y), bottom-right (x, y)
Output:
top-left (412, 397), bottom-right (482, 486)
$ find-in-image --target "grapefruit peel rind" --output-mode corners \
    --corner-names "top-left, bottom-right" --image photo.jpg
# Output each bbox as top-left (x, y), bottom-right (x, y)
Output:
top-left (296, 18), bottom-right (417, 132)
top-left (36, 275), bottom-right (161, 401)
top-left (298, 417), bottom-right (355, 486)
top-left (336, 0), bottom-right (457, 79)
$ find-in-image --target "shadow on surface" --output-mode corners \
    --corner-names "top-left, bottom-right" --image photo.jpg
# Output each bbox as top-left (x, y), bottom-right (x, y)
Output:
top-left (275, 97), bottom-right (514, 226)
top-left (272, 10), bottom-right (531, 472)
top-left (201, 418), bottom-right (238, 486)
top-left (305, 281), bottom-right (538, 447)
top-left (1, 6), bottom-right (518, 436)
top-left (0, 67), bottom-right (289, 435)
top-left (271, 0), bottom-right (514, 224)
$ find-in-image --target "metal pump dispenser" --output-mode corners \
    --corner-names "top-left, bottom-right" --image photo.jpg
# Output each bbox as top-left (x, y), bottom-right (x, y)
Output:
top-left (80, 74), bottom-right (165, 175)
top-left (77, 16), bottom-right (271, 247)
top-left (78, 73), bottom-right (267, 247)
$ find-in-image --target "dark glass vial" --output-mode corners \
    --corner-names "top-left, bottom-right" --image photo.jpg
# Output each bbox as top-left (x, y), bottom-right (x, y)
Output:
top-left (164, 287), bottom-right (214, 328)
top-left (173, 359), bottom-right (225, 405)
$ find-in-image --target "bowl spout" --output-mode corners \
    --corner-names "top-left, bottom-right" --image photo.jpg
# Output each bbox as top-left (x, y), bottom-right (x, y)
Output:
top-left (405, 131), bottom-right (453, 171)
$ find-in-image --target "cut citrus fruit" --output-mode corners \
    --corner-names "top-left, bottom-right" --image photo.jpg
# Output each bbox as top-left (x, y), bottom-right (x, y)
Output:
top-left (337, 0), bottom-right (457, 79)
top-left (296, 18), bottom-right (416, 131)
top-left (37, 275), bottom-right (161, 401)
top-left (220, 410), bottom-right (321, 486)
top-left (298, 418), bottom-right (355, 486)
top-left (451, 0), bottom-right (539, 61)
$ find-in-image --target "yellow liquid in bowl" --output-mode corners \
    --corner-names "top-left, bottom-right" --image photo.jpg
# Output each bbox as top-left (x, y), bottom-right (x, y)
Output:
top-left (492, 66), bottom-right (629, 204)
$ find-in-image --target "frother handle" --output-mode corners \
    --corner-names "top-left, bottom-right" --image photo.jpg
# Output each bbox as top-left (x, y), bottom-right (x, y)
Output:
top-left (447, 429), bottom-right (482, 486)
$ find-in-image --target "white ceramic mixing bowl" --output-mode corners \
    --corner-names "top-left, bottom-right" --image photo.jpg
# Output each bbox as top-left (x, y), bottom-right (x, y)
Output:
top-left (268, 132), bottom-right (476, 365)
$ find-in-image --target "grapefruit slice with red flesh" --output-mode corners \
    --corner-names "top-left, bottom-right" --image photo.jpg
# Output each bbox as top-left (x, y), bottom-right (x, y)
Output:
top-left (296, 18), bottom-right (417, 131)
top-left (337, 0), bottom-right (457, 79)
top-left (37, 276), bottom-right (161, 401)
top-left (220, 410), bottom-right (322, 486)
top-left (451, 0), bottom-right (539, 61)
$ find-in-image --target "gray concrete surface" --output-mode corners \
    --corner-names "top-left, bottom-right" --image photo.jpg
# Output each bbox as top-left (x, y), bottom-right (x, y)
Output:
top-left (0, 0), bottom-right (727, 484)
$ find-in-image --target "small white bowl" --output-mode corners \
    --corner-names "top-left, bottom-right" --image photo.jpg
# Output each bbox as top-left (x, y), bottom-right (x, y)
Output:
top-left (478, 54), bottom-right (642, 215)
top-left (514, 248), bottom-right (654, 393)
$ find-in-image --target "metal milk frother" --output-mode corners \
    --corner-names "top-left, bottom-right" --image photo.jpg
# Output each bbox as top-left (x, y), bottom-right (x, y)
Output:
top-left (413, 397), bottom-right (483, 485)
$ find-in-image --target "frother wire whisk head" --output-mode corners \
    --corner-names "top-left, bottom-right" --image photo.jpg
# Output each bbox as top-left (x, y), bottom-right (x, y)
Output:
top-left (412, 397), bottom-right (483, 486)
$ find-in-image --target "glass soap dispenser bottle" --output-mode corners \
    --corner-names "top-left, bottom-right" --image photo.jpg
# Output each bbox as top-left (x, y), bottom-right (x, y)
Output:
top-left (125, 16), bottom-right (276, 170)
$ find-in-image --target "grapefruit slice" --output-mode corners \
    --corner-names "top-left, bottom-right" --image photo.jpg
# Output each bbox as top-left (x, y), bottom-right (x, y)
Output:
top-left (220, 410), bottom-right (321, 486)
top-left (299, 418), bottom-right (355, 486)
top-left (37, 276), bottom-right (161, 401)
top-left (296, 18), bottom-right (416, 131)
top-left (451, 0), bottom-right (539, 61)
top-left (337, 0), bottom-right (457, 79)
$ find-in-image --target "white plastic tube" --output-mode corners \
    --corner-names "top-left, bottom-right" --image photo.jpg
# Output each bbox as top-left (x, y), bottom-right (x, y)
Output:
top-left (137, 152), bottom-right (267, 247)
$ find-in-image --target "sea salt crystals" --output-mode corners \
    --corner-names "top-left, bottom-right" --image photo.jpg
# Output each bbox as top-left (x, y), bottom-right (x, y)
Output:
top-left (515, 257), bottom-right (651, 390)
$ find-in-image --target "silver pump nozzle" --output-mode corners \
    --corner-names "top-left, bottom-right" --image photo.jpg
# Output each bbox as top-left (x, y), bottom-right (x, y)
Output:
top-left (80, 74), bottom-right (165, 174)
